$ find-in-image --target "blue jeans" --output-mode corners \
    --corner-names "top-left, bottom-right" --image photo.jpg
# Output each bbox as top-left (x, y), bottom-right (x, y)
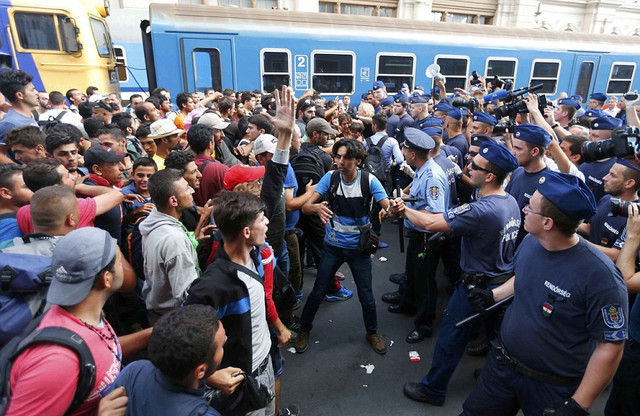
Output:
top-left (421, 283), bottom-right (502, 400)
top-left (299, 244), bottom-right (377, 334)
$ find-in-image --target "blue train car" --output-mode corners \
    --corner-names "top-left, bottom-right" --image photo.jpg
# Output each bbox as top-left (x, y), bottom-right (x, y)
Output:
top-left (142, 3), bottom-right (639, 102)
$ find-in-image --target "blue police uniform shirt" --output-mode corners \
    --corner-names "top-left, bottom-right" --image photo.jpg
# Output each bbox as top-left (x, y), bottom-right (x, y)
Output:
top-left (588, 194), bottom-right (634, 248)
top-left (386, 114), bottom-right (399, 138)
top-left (440, 144), bottom-right (464, 170)
top-left (284, 163), bottom-right (299, 231)
top-left (433, 153), bottom-right (459, 208)
top-left (315, 169), bottom-right (387, 249)
top-left (501, 234), bottom-right (628, 378)
top-left (444, 193), bottom-right (520, 276)
top-left (505, 166), bottom-right (551, 245)
top-left (444, 133), bottom-right (469, 159)
top-left (579, 159), bottom-right (617, 202)
top-left (103, 360), bottom-right (221, 416)
top-left (395, 113), bottom-right (414, 144)
top-left (404, 158), bottom-right (448, 233)
top-left (364, 131), bottom-right (404, 167)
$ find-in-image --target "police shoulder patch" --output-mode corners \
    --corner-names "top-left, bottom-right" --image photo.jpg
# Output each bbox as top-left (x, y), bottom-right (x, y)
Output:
top-left (447, 203), bottom-right (471, 219)
top-left (429, 186), bottom-right (440, 200)
top-left (604, 329), bottom-right (627, 341)
top-left (602, 304), bottom-right (625, 329)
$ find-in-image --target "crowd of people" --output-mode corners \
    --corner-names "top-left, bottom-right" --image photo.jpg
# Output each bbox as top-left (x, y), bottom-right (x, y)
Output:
top-left (0, 66), bottom-right (639, 416)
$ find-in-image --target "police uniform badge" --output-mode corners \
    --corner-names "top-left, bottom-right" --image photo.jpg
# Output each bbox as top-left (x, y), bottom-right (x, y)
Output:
top-left (447, 203), bottom-right (470, 219)
top-left (429, 186), bottom-right (439, 200)
top-left (539, 176), bottom-right (546, 184)
top-left (602, 304), bottom-right (625, 329)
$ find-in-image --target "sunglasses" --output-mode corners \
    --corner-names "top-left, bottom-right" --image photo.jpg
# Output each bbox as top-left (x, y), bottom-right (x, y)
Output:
top-left (470, 161), bottom-right (497, 175)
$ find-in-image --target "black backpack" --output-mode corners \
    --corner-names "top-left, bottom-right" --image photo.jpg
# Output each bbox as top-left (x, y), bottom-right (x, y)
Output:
top-left (0, 313), bottom-right (96, 415)
top-left (37, 111), bottom-right (67, 134)
top-left (290, 147), bottom-right (326, 197)
top-left (326, 170), bottom-right (373, 217)
top-left (363, 135), bottom-right (390, 188)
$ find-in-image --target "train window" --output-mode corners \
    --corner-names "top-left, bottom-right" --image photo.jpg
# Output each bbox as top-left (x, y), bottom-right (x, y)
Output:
top-left (434, 55), bottom-right (469, 91)
top-left (89, 18), bottom-right (112, 58)
top-left (14, 12), bottom-right (59, 51)
top-left (311, 51), bottom-right (355, 94)
top-left (574, 61), bottom-right (594, 102)
top-left (192, 48), bottom-right (222, 93)
top-left (530, 60), bottom-right (561, 94)
top-left (261, 50), bottom-right (291, 94)
top-left (484, 58), bottom-right (517, 85)
top-left (607, 63), bottom-right (636, 95)
top-left (376, 54), bottom-right (415, 93)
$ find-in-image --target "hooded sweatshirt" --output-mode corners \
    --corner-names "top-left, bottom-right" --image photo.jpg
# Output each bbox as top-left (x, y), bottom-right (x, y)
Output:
top-left (140, 209), bottom-right (199, 314)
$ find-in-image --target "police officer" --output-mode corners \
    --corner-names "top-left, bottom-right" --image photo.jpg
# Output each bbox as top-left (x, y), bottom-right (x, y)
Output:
top-left (443, 108), bottom-right (469, 158)
top-left (505, 123), bottom-right (552, 245)
top-left (394, 141), bottom-right (521, 407)
top-left (381, 128), bottom-right (449, 343)
top-left (387, 94), bottom-right (413, 145)
top-left (464, 170), bottom-right (628, 416)
top-left (470, 112), bottom-right (498, 136)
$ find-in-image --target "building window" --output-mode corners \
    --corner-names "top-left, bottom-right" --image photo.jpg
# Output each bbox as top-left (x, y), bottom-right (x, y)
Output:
top-left (530, 60), bottom-right (561, 94)
top-left (261, 49), bottom-right (290, 94)
top-left (484, 58), bottom-right (517, 86)
top-left (312, 51), bottom-right (355, 94)
top-left (376, 53), bottom-right (414, 93)
top-left (218, 0), bottom-right (275, 8)
top-left (319, 2), bottom-right (335, 13)
top-left (434, 55), bottom-right (469, 91)
top-left (607, 63), bottom-right (636, 95)
top-left (434, 12), bottom-right (492, 24)
top-left (318, 1), bottom-right (396, 16)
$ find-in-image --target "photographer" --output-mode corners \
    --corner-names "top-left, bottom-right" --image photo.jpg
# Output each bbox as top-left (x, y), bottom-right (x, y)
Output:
top-left (623, 92), bottom-right (640, 129)
top-left (580, 116), bottom-right (623, 202)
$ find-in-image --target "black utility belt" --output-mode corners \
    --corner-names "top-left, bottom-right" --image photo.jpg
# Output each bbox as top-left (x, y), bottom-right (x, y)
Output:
top-left (251, 354), bottom-right (270, 378)
top-left (405, 230), bottom-right (434, 239)
top-left (461, 272), bottom-right (512, 288)
top-left (491, 340), bottom-right (582, 387)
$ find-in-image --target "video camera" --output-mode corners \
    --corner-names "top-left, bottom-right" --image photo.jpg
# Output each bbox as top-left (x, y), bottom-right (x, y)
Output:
top-left (609, 198), bottom-right (636, 217)
top-left (452, 96), bottom-right (479, 113)
top-left (484, 84), bottom-right (548, 120)
top-left (493, 119), bottom-right (517, 135)
top-left (582, 125), bottom-right (640, 163)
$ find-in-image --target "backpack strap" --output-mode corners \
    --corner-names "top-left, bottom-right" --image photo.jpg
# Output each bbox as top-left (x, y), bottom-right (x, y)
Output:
top-left (377, 134), bottom-right (389, 148)
top-left (365, 136), bottom-right (373, 149)
top-left (54, 111), bottom-right (67, 123)
top-left (198, 159), bottom-right (212, 174)
top-left (360, 170), bottom-right (373, 214)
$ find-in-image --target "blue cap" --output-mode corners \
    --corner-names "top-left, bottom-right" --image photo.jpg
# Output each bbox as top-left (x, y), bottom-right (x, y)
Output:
top-left (472, 112), bottom-right (498, 126)
top-left (414, 85), bottom-right (424, 92)
top-left (418, 116), bottom-right (444, 128)
top-left (616, 158), bottom-right (640, 174)
top-left (459, 107), bottom-right (469, 117)
top-left (401, 83), bottom-right (409, 89)
top-left (410, 95), bottom-right (428, 104)
top-left (537, 171), bottom-right (596, 220)
top-left (373, 80), bottom-right (385, 90)
top-left (431, 87), bottom-right (440, 96)
top-left (478, 141), bottom-right (518, 172)
top-left (403, 127), bottom-right (436, 151)
top-left (434, 102), bottom-right (453, 112)
top-left (591, 116), bottom-right (623, 130)
top-left (394, 94), bottom-right (408, 104)
top-left (570, 95), bottom-right (584, 102)
top-left (448, 108), bottom-right (462, 120)
top-left (397, 90), bottom-right (409, 97)
top-left (380, 96), bottom-right (394, 107)
top-left (422, 127), bottom-right (443, 136)
top-left (514, 124), bottom-right (552, 147)
top-left (590, 92), bottom-right (607, 102)
top-left (558, 98), bottom-right (580, 110)
top-left (361, 93), bottom-right (368, 100)
top-left (471, 134), bottom-right (494, 147)
top-left (585, 109), bottom-right (605, 118)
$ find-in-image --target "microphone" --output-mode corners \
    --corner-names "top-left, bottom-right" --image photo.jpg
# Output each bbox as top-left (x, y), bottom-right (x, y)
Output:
top-left (483, 89), bottom-right (508, 103)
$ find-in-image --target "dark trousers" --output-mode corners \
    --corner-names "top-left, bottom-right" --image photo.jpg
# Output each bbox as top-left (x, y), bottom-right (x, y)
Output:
top-left (300, 244), bottom-right (377, 334)
top-left (460, 348), bottom-right (577, 416)
top-left (297, 213), bottom-right (339, 292)
top-left (285, 230), bottom-right (302, 292)
top-left (605, 337), bottom-right (640, 416)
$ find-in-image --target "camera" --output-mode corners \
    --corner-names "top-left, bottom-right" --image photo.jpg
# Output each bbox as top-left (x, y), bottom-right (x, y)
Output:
top-left (610, 198), bottom-right (637, 217)
top-left (452, 96), bottom-right (479, 113)
top-left (582, 125), bottom-right (640, 163)
top-left (492, 119), bottom-right (517, 134)
top-left (624, 92), bottom-right (638, 101)
top-left (490, 84), bottom-right (544, 119)
top-left (472, 71), bottom-right (479, 83)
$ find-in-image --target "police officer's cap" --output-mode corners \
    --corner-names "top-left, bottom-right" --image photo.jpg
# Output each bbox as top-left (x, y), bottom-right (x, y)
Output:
top-left (514, 124), bottom-right (552, 147)
top-left (403, 127), bottom-right (436, 151)
top-left (373, 81), bottom-right (385, 91)
top-left (478, 142), bottom-right (518, 172)
top-left (394, 94), bottom-right (409, 104)
top-left (410, 95), bottom-right (428, 104)
top-left (473, 112), bottom-right (498, 126)
top-left (570, 95), bottom-right (584, 103)
top-left (616, 158), bottom-right (640, 174)
top-left (558, 98), bottom-right (581, 110)
top-left (434, 102), bottom-right (453, 113)
top-left (380, 97), bottom-right (394, 107)
top-left (459, 107), bottom-right (469, 118)
top-left (590, 92), bottom-right (607, 102)
top-left (420, 116), bottom-right (444, 128)
top-left (470, 134), bottom-right (494, 147)
top-left (585, 109), bottom-right (605, 118)
top-left (591, 116), bottom-right (623, 130)
top-left (431, 87), bottom-right (441, 96)
top-left (423, 127), bottom-right (443, 137)
top-left (537, 171), bottom-right (596, 220)
top-left (447, 108), bottom-right (462, 120)
top-left (414, 85), bottom-right (424, 92)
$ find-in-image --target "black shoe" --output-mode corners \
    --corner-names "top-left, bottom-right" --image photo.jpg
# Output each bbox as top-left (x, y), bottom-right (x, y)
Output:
top-left (381, 291), bottom-right (402, 304)
top-left (406, 327), bottom-right (432, 343)
top-left (388, 304), bottom-right (416, 315)
top-left (403, 382), bottom-right (445, 406)
top-left (389, 273), bottom-right (406, 284)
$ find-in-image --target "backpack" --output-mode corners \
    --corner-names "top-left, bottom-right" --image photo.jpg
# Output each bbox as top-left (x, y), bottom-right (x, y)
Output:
top-left (0, 312), bottom-right (96, 415)
top-left (363, 135), bottom-right (390, 189)
top-left (326, 170), bottom-right (373, 218)
top-left (290, 147), bottom-right (326, 197)
top-left (0, 235), bottom-right (55, 346)
top-left (123, 214), bottom-right (148, 281)
top-left (37, 111), bottom-right (67, 134)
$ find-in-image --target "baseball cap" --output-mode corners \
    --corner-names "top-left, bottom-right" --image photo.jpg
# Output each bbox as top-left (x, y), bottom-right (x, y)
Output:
top-left (224, 165), bottom-right (265, 190)
top-left (47, 228), bottom-right (118, 306)
top-left (149, 119), bottom-right (185, 139)
top-left (306, 118), bottom-right (337, 136)
top-left (198, 113), bottom-right (230, 130)
top-left (84, 145), bottom-right (125, 170)
top-left (253, 134), bottom-right (278, 155)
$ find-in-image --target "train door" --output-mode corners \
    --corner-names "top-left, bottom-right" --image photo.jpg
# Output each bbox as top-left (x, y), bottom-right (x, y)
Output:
top-left (570, 54), bottom-right (601, 99)
top-left (180, 38), bottom-right (235, 93)
top-left (0, 6), bottom-right (12, 71)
